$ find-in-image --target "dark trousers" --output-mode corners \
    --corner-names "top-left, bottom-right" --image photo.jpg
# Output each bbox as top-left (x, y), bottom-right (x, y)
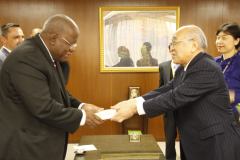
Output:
top-left (163, 111), bottom-right (177, 160)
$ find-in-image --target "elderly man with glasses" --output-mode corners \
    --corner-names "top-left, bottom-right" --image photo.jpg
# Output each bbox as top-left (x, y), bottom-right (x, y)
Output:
top-left (111, 25), bottom-right (240, 160)
top-left (0, 23), bottom-right (24, 69)
top-left (0, 14), bottom-right (103, 160)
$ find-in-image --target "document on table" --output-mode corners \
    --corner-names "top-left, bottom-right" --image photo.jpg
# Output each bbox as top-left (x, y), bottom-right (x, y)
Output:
top-left (73, 144), bottom-right (97, 154)
top-left (95, 109), bottom-right (117, 120)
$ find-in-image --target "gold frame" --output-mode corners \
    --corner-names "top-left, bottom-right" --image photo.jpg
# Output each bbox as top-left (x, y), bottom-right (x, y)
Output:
top-left (129, 86), bottom-right (140, 99)
top-left (99, 6), bottom-right (180, 72)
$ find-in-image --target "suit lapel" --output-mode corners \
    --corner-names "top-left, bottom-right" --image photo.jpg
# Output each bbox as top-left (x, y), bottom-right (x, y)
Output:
top-left (32, 34), bottom-right (70, 107)
top-left (166, 61), bottom-right (172, 82)
top-left (32, 34), bottom-right (55, 68)
top-left (55, 62), bottom-right (70, 106)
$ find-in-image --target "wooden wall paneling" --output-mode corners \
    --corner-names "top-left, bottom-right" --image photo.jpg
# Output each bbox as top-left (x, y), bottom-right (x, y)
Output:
top-left (68, 0), bottom-right (122, 141)
top-left (193, 0), bottom-right (224, 57)
top-left (223, 0), bottom-right (240, 24)
top-left (203, 0), bottom-right (224, 57)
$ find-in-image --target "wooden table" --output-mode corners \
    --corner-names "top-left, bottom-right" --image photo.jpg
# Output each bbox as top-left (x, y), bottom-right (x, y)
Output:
top-left (74, 134), bottom-right (165, 160)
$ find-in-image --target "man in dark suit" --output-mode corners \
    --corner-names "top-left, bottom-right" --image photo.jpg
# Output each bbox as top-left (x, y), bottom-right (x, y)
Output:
top-left (0, 14), bottom-right (103, 160)
top-left (111, 25), bottom-right (240, 160)
top-left (159, 58), bottom-right (180, 160)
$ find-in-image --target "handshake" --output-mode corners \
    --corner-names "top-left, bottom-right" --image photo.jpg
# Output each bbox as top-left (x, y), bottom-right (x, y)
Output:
top-left (82, 98), bottom-right (138, 128)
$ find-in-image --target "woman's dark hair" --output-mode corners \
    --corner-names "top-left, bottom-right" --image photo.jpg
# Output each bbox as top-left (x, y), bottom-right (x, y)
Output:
top-left (216, 22), bottom-right (240, 49)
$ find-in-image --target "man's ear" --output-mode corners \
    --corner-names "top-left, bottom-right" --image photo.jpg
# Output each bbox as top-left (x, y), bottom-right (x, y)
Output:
top-left (48, 33), bottom-right (58, 45)
top-left (191, 40), bottom-right (198, 53)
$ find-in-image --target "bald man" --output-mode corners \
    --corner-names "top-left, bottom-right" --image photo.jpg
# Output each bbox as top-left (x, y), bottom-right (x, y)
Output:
top-left (111, 25), bottom-right (240, 160)
top-left (0, 14), bottom-right (103, 160)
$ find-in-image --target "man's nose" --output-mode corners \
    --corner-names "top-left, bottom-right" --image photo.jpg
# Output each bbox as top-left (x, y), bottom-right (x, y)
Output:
top-left (169, 47), bottom-right (174, 52)
top-left (65, 51), bottom-right (73, 57)
top-left (69, 47), bottom-right (77, 53)
top-left (18, 37), bottom-right (24, 43)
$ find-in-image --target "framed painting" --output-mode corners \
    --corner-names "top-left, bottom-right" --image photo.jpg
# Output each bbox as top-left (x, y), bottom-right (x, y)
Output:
top-left (99, 6), bottom-right (180, 72)
top-left (129, 86), bottom-right (140, 99)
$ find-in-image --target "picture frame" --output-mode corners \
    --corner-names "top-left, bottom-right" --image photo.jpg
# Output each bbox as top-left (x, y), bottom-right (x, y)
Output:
top-left (99, 6), bottom-right (180, 72)
top-left (129, 86), bottom-right (140, 99)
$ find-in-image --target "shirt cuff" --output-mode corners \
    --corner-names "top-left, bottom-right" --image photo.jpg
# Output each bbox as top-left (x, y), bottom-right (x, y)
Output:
top-left (78, 103), bottom-right (85, 109)
top-left (136, 97), bottom-right (146, 115)
top-left (80, 109), bottom-right (86, 126)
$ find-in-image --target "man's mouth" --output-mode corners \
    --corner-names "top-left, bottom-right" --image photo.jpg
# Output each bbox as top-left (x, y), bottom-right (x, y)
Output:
top-left (217, 46), bottom-right (224, 49)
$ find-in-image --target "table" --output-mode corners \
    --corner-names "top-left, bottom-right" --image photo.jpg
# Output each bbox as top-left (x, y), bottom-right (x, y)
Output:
top-left (74, 134), bottom-right (165, 160)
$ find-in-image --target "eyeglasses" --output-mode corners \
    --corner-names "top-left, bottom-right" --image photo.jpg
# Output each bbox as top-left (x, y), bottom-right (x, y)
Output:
top-left (60, 37), bottom-right (77, 50)
top-left (169, 38), bottom-right (193, 48)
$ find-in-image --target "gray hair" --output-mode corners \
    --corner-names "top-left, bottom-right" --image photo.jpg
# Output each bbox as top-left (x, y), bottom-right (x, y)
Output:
top-left (179, 25), bottom-right (208, 51)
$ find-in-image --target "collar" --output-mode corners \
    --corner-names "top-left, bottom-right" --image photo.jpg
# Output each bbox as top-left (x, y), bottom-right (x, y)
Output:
top-left (220, 51), bottom-right (239, 63)
top-left (171, 61), bottom-right (179, 72)
top-left (38, 34), bottom-right (55, 64)
top-left (184, 52), bottom-right (207, 71)
top-left (184, 55), bottom-right (195, 71)
top-left (2, 46), bottom-right (11, 53)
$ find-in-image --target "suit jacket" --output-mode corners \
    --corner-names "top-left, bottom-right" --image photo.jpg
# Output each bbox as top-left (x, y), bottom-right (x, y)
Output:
top-left (143, 52), bottom-right (240, 160)
top-left (0, 47), bottom-right (10, 70)
top-left (0, 35), bottom-right (82, 160)
top-left (159, 60), bottom-right (172, 86)
top-left (60, 61), bottom-right (70, 85)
